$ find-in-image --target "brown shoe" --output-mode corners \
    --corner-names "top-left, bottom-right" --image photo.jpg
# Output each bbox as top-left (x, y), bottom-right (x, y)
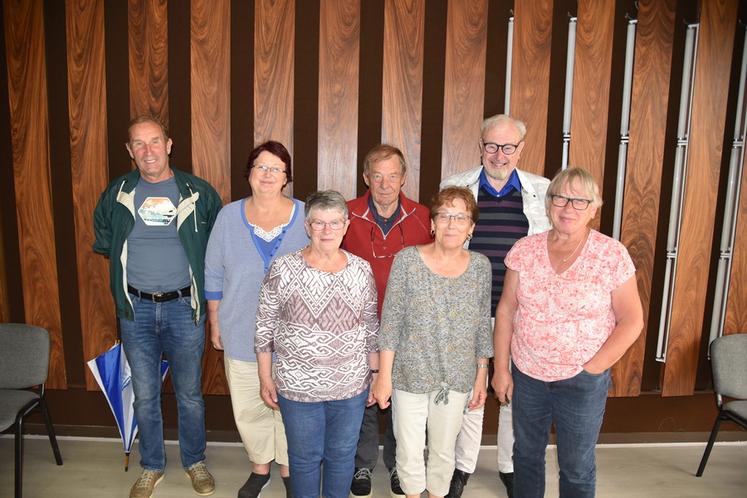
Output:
top-left (129, 469), bottom-right (164, 498)
top-left (185, 462), bottom-right (215, 496)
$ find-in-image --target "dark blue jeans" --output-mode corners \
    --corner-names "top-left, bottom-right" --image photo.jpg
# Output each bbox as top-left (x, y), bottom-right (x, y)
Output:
top-left (278, 390), bottom-right (367, 498)
top-left (119, 294), bottom-right (206, 471)
top-left (512, 364), bottom-right (610, 498)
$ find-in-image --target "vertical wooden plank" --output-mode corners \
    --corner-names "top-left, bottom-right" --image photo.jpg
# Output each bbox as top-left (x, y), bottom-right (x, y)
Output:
top-left (65, 0), bottom-right (118, 390)
top-left (613, 0), bottom-right (676, 397)
top-left (46, 0), bottom-right (86, 389)
top-left (3, 0), bottom-right (66, 388)
top-left (191, 0), bottom-right (230, 203)
top-left (440, 0), bottom-right (487, 179)
top-left (317, 0), bottom-right (360, 198)
top-left (0, 2), bottom-right (11, 325)
top-left (191, 0), bottom-right (230, 394)
top-left (128, 0), bottom-right (169, 120)
top-left (356, 0), bottom-right (384, 196)
top-left (254, 0), bottom-right (295, 153)
top-left (167, 0), bottom-right (192, 170)
top-left (104, 0), bottom-right (132, 180)
top-left (419, 0), bottom-right (448, 202)
top-left (293, 0), bottom-right (320, 200)
top-left (568, 0), bottom-right (614, 186)
top-left (0, 0), bottom-right (12, 324)
top-left (483, 0), bottom-right (511, 118)
top-left (724, 142), bottom-right (747, 335)
top-left (663, 0), bottom-right (738, 396)
top-left (230, 0), bottom-right (255, 201)
top-left (509, 0), bottom-right (552, 175)
top-left (0, 213), bottom-right (8, 322)
top-left (382, 0), bottom-right (424, 200)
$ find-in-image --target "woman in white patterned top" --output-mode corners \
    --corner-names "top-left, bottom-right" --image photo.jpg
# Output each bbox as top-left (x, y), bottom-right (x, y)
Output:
top-left (255, 190), bottom-right (380, 498)
top-left (373, 186), bottom-right (493, 498)
top-left (205, 140), bottom-right (307, 498)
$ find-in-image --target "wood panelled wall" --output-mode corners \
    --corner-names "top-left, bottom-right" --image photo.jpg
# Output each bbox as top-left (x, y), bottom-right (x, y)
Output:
top-left (662, 0), bottom-right (738, 396)
top-left (2, 0), bottom-right (747, 433)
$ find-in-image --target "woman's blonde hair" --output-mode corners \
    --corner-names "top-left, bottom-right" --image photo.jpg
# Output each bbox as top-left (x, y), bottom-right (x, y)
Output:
top-left (545, 167), bottom-right (602, 216)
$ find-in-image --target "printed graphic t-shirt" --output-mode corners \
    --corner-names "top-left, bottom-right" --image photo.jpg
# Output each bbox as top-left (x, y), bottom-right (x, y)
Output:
top-left (127, 176), bottom-right (191, 292)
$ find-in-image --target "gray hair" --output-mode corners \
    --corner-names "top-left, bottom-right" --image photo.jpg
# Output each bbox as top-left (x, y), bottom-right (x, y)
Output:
top-left (545, 167), bottom-right (603, 216)
top-left (304, 190), bottom-right (349, 220)
top-left (481, 114), bottom-right (527, 141)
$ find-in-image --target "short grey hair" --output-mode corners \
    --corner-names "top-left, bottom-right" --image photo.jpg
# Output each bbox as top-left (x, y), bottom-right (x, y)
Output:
top-left (304, 190), bottom-right (349, 220)
top-left (545, 167), bottom-right (603, 217)
top-left (481, 114), bottom-right (527, 141)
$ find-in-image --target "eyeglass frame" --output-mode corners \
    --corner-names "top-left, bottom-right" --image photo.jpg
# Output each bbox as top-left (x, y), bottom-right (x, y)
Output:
top-left (549, 194), bottom-right (593, 210)
top-left (433, 212), bottom-right (473, 226)
top-left (307, 219), bottom-right (347, 231)
top-left (253, 164), bottom-right (287, 175)
top-left (480, 140), bottom-right (522, 156)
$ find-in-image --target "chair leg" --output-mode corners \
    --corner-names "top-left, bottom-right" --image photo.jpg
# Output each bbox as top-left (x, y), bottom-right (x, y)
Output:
top-left (40, 395), bottom-right (63, 465)
top-left (696, 410), bottom-right (724, 477)
top-left (15, 417), bottom-right (23, 498)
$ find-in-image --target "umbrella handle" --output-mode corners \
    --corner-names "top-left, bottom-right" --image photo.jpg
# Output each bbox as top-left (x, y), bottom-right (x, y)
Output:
top-left (125, 452), bottom-right (130, 472)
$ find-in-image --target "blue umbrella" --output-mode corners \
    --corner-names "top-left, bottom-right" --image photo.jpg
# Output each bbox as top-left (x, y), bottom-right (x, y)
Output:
top-left (87, 342), bottom-right (169, 470)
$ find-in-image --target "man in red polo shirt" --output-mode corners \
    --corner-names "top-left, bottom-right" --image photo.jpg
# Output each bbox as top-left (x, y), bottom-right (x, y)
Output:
top-left (342, 144), bottom-right (432, 498)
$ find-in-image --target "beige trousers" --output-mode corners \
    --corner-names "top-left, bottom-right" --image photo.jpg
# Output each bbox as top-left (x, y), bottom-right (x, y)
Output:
top-left (224, 357), bottom-right (288, 466)
top-left (392, 389), bottom-right (469, 496)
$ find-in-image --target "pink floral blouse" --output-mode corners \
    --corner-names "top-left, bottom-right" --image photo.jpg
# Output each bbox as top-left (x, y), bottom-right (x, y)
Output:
top-left (505, 229), bottom-right (635, 381)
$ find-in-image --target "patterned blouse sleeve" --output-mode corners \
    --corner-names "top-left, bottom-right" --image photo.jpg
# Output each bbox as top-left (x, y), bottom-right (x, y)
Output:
top-left (254, 259), bottom-right (281, 353)
top-left (361, 259), bottom-right (380, 354)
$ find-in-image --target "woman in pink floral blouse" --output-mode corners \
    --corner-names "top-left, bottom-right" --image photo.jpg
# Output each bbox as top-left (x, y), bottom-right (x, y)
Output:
top-left (491, 167), bottom-right (643, 498)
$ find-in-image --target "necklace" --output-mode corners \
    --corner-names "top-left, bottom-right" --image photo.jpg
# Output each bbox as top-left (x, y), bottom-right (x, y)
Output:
top-left (557, 230), bottom-right (587, 263)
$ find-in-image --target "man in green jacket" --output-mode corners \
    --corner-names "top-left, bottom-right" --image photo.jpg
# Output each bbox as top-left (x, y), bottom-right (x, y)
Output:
top-left (93, 115), bottom-right (222, 498)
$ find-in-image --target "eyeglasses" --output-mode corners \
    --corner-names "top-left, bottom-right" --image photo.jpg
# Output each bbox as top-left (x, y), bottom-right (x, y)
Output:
top-left (434, 212), bottom-right (472, 226)
top-left (550, 195), bottom-right (592, 210)
top-left (370, 224), bottom-right (404, 259)
top-left (253, 164), bottom-right (286, 175)
top-left (482, 141), bottom-right (520, 155)
top-left (308, 219), bottom-right (346, 231)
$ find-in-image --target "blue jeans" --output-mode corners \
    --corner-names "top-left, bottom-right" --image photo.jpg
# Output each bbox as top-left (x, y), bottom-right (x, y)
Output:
top-left (278, 390), bottom-right (367, 498)
top-left (512, 364), bottom-right (610, 498)
top-left (119, 294), bottom-right (207, 471)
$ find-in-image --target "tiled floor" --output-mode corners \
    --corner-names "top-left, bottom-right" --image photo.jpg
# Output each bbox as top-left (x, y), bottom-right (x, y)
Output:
top-left (1, 436), bottom-right (745, 497)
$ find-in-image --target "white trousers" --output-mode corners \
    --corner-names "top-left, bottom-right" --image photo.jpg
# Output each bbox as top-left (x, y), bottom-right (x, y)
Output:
top-left (392, 389), bottom-right (469, 496)
top-left (454, 379), bottom-right (514, 474)
top-left (224, 357), bottom-right (289, 466)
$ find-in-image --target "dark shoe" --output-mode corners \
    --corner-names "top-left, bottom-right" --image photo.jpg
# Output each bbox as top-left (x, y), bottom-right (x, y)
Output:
top-left (445, 469), bottom-right (470, 498)
top-left (499, 471), bottom-right (514, 498)
top-left (238, 472), bottom-right (271, 498)
top-left (282, 475), bottom-right (293, 498)
top-left (388, 468), bottom-right (405, 497)
top-left (349, 467), bottom-right (373, 497)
